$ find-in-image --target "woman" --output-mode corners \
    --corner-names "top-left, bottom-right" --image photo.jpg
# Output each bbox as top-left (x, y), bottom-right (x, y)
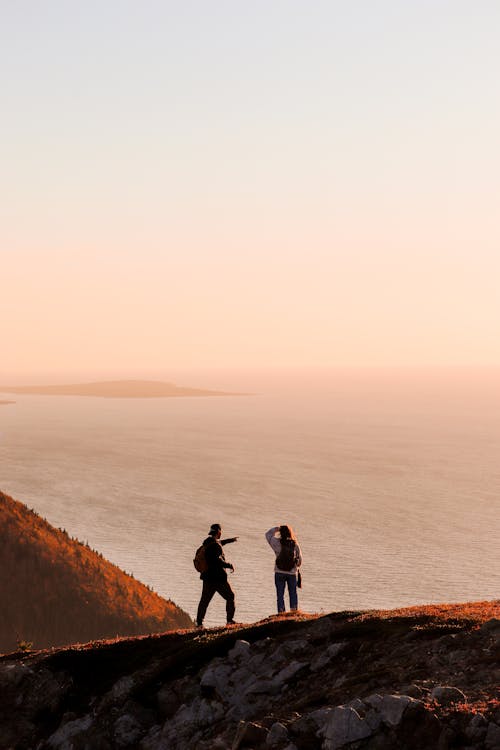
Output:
top-left (265, 525), bottom-right (302, 613)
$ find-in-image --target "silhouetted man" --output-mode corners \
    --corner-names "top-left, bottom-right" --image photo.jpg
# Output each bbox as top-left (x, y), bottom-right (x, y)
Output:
top-left (196, 523), bottom-right (238, 627)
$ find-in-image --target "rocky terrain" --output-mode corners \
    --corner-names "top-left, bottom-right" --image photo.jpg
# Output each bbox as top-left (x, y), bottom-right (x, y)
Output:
top-left (0, 491), bottom-right (193, 653)
top-left (0, 601), bottom-right (498, 749)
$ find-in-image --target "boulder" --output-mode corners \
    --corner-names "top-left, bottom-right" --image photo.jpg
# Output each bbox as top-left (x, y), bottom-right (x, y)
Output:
top-left (266, 721), bottom-right (289, 746)
top-left (228, 640), bottom-right (251, 662)
top-left (232, 720), bottom-right (268, 748)
top-left (430, 686), bottom-right (467, 705)
top-left (157, 684), bottom-right (181, 718)
top-left (485, 722), bottom-right (500, 750)
top-left (46, 714), bottom-right (93, 749)
top-left (327, 642), bottom-right (346, 659)
top-left (114, 714), bottom-right (143, 748)
top-left (377, 694), bottom-right (414, 726)
top-left (466, 713), bottom-right (488, 742)
top-left (321, 705), bottom-right (374, 749)
top-left (272, 661), bottom-right (309, 688)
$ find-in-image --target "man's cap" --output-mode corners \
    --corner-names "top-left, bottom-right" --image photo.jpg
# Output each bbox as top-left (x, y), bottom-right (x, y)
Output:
top-left (209, 523), bottom-right (221, 535)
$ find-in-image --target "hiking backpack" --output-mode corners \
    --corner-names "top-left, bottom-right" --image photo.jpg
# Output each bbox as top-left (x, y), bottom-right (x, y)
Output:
top-left (276, 539), bottom-right (297, 571)
top-left (193, 544), bottom-right (208, 573)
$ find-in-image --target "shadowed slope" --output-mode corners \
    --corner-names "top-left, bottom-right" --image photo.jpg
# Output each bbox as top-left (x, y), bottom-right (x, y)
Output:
top-left (0, 603), bottom-right (498, 749)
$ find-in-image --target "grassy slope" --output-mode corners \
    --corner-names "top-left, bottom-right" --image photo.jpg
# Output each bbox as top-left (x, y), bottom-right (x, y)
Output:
top-left (0, 491), bottom-right (193, 652)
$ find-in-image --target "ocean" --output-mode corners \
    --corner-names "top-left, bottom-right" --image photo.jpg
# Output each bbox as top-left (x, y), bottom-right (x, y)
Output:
top-left (1, 368), bottom-right (499, 627)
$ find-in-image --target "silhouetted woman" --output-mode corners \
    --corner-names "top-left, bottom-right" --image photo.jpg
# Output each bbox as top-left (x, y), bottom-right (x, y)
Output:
top-left (265, 525), bottom-right (302, 613)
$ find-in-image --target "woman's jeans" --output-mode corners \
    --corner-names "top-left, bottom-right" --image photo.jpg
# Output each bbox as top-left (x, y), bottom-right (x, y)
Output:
top-left (275, 572), bottom-right (298, 612)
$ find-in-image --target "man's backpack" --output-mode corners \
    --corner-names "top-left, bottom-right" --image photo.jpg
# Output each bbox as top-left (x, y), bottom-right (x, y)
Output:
top-left (193, 544), bottom-right (208, 573)
top-left (276, 539), bottom-right (297, 571)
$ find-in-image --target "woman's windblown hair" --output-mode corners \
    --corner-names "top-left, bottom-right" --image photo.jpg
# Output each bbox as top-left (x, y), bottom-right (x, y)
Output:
top-left (279, 525), bottom-right (296, 543)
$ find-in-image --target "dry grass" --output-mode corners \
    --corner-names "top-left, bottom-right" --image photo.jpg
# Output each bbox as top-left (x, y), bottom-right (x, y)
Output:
top-left (355, 600), bottom-right (500, 624)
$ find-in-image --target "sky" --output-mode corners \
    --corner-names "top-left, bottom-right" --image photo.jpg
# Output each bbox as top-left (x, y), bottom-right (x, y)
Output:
top-left (1, 1), bottom-right (499, 380)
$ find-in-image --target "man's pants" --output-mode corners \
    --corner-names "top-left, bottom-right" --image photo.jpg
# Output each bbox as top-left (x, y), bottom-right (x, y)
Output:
top-left (275, 572), bottom-right (298, 613)
top-left (196, 577), bottom-right (235, 625)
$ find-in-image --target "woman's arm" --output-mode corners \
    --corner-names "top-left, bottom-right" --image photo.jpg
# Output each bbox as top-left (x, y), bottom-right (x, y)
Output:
top-left (265, 527), bottom-right (281, 553)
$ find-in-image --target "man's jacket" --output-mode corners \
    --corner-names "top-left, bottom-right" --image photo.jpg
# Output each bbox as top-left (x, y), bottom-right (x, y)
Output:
top-left (201, 537), bottom-right (234, 581)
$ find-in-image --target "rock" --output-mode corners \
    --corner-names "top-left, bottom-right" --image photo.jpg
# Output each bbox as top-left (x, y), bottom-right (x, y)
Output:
top-left (232, 720), bottom-right (268, 748)
top-left (289, 713), bottom-right (318, 747)
top-left (289, 709), bottom-right (335, 749)
top-left (321, 705), bottom-right (374, 749)
top-left (365, 694), bottom-right (383, 709)
top-left (272, 661), bottom-right (309, 687)
top-left (0, 718), bottom-right (36, 750)
top-left (327, 642), bottom-right (346, 658)
top-left (378, 694), bottom-right (414, 726)
top-left (400, 684), bottom-right (424, 699)
top-left (22, 669), bottom-right (72, 716)
top-left (247, 677), bottom-right (282, 696)
top-left (310, 642), bottom-right (345, 671)
top-left (430, 686), bottom-right (467, 705)
top-left (308, 708), bottom-right (334, 728)
top-left (228, 640), bottom-right (251, 662)
top-left (438, 726), bottom-right (456, 749)
top-left (0, 662), bottom-right (33, 687)
top-left (114, 714), bottom-right (143, 747)
top-left (284, 639), bottom-right (309, 655)
top-left (157, 684), bottom-right (181, 718)
top-left (266, 721), bottom-right (289, 746)
top-left (199, 698), bottom-right (225, 726)
top-left (394, 699), bottom-right (443, 750)
top-left (46, 714), bottom-right (93, 749)
top-left (485, 722), bottom-right (500, 750)
top-left (111, 675), bottom-right (135, 700)
top-left (310, 652), bottom-right (330, 672)
top-left (480, 618), bottom-right (500, 633)
top-left (466, 713), bottom-right (488, 742)
top-left (247, 651), bottom-right (268, 674)
top-left (200, 666), bottom-right (218, 688)
top-left (433, 634), bottom-right (458, 653)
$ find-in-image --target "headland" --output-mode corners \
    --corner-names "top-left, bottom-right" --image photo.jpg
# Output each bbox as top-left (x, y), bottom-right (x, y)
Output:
top-left (0, 380), bottom-right (249, 398)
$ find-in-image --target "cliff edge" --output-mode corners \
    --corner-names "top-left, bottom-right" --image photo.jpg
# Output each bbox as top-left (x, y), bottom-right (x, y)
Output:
top-left (1, 602), bottom-right (498, 749)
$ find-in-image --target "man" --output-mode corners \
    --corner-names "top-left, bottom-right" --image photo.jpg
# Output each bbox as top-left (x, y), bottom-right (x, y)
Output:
top-left (196, 523), bottom-right (238, 628)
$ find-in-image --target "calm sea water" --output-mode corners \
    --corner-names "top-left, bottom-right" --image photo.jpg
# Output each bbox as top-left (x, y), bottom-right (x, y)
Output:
top-left (1, 369), bottom-right (499, 627)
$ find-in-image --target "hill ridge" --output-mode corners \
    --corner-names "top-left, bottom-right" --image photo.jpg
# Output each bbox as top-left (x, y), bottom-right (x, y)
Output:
top-left (0, 490), bottom-right (193, 653)
top-left (0, 603), bottom-right (498, 749)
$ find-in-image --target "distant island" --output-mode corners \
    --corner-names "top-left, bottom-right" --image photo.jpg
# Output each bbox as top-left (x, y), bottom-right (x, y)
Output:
top-left (0, 380), bottom-right (249, 398)
top-left (0, 400), bottom-right (15, 405)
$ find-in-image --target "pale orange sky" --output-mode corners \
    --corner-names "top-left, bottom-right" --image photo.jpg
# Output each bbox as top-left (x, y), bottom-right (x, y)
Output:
top-left (2, 2), bottom-right (499, 379)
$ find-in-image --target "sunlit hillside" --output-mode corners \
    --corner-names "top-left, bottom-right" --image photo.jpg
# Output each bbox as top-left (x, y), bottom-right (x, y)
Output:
top-left (0, 491), bottom-right (193, 653)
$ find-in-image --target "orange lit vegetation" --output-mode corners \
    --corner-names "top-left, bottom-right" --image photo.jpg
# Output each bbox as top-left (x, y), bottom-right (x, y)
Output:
top-left (0, 491), bottom-right (193, 653)
top-left (356, 600), bottom-right (500, 624)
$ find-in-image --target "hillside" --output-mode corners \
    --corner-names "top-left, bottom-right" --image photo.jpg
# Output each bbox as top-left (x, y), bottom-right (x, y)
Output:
top-left (0, 379), bottom-right (246, 398)
top-left (0, 602), bottom-right (498, 749)
top-left (0, 491), bottom-right (193, 653)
